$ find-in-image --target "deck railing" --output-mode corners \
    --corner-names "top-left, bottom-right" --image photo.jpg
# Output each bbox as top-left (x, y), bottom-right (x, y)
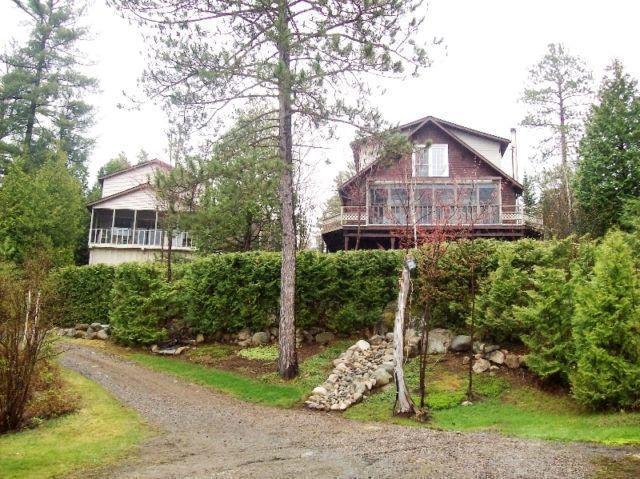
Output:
top-left (89, 228), bottom-right (193, 250)
top-left (321, 205), bottom-right (543, 233)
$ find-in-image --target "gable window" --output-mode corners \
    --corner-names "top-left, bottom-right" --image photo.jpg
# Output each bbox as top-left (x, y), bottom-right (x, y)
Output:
top-left (413, 144), bottom-right (449, 177)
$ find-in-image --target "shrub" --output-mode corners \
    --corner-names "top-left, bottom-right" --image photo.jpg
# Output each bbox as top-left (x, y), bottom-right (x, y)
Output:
top-left (571, 231), bottom-right (640, 410)
top-left (237, 345), bottom-right (279, 361)
top-left (50, 265), bottom-right (114, 326)
top-left (516, 267), bottom-right (575, 384)
top-left (109, 264), bottom-right (178, 346)
top-left (474, 247), bottom-right (531, 343)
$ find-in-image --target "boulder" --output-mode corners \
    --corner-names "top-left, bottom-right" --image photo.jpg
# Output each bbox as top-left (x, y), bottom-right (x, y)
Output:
top-left (472, 358), bottom-right (491, 373)
top-left (462, 356), bottom-right (470, 365)
top-left (237, 329), bottom-right (251, 342)
top-left (473, 341), bottom-right (485, 354)
top-left (504, 353), bottom-right (520, 369)
top-left (252, 331), bottom-right (270, 346)
top-left (90, 322), bottom-right (102, 330)
top-left (379, 361), bottom-right (395, 374)
top-left (84, 332), bottom-right (97, 340)
top-left (238, 339), bottom-right (252, 348)
top-left (372, 367), bottom-right (392, 387)
top-left (486, 350), bottom-right (505, 365)
top-left (75, 323), bottom-right (89, 331)
top-left (96, 330), bottom-right (109, 340)
top-left (369, 334), bottom-right (385, 345)
top-left (385, 332), bottom-right (395, 342)
top-left (315, 331), bottom-right (335, 345)
top-left (195, 333), bottom-right (205, 344)
top-left (86, 327), bottom-right (94, 335)
top-left (427, 328), bottom-right (453, 354)
top-left (73, 330), bottom-right (85, 339)
top-left (450, 335), bottom-right (472, 352)
top-left (354, 339), bottom-right (371, 351)
top-left (484, 344), bottom-right (500, 354)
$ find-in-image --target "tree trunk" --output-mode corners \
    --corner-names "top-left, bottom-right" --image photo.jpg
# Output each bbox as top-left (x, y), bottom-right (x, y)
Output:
top-left (558, 94), bottom-right (574, 230)
top-left (276, 0), bottom-right (298, 379)
top-left (418, 302), bottom-right (430, 408)
top-left (467, 262), bottom-right (476, 401)
top-left (393, 258), bottom-right (415, 415)
top-left (166, 227), bottom-right (173, 282)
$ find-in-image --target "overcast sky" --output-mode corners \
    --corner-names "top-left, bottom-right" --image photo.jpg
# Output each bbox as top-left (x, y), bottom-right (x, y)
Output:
top-left (1, 0), bottom-right (639, 212)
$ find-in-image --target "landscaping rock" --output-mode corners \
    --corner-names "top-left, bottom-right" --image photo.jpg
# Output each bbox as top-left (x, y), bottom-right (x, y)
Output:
top-left (238, 339), bottom-right (252, 348)
top-left (484, 344), bottom-right (500, 354)
top-left (306, 335), bottom-right (395, 412)
top-left (96, 330), bottom-right (109, 340)
top-left (385, 332), bottom-right (395, 342)
top-left (462, 356), bottom-right (470, 365)
top-left (237, 329), bottom-right (251, 342)
top-left (489, 365), bottom-right (500, 371)
top-left (369, 334), bottom-right (385, 345)
top-left (373, 368), bottom-right (391, 387)
top-left (427, 328), bottom-right (453, 354)
top-left (486, 350), bottom-right (505, 365)
top-left (196, 333), bottom-right (205, 344)
top-left (314, 331), bottom-right (335, 345)
top-left (252, 332), bottom-right (270, 346)
top-left (75, 323), bottom-right (89, 331)
top-left (90, 322), bottom-right (102, 330)
top-left (473, 341), bottom-right (485, 354)
top-left (472, 358), bottom-right (491, 373)
top-left (505, 353), bottom-right (520, 369)
top-left (84, 331), bottom-right (97, 340)
top-left (450, 335), bottom-right (472, 352)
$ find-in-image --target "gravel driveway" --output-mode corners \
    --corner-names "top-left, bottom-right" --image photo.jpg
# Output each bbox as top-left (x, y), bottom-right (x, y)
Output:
top-left (59, 342), bottom-right (629, 479)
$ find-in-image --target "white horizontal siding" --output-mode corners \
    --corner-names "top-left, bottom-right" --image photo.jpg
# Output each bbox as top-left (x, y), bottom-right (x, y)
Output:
top-left (452, 130), bottom-right (504, 167)
top-left (101, 164), bottom-right (159, 197)
top-left (95, 187), bottom-right (159, 210)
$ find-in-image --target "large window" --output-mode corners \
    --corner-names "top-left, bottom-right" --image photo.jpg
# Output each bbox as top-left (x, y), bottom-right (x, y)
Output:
top-left (369, 181), bottom-right (500, 225)
top-left (414, 144), bottom-right (449, 177)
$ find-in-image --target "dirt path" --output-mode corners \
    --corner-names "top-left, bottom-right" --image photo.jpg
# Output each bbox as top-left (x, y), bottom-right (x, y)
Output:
top-left (59, 342), bottom-right (628, 479)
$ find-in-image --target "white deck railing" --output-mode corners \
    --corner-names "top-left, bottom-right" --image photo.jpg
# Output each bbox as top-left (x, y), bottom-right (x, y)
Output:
top-left (89, 228), bottom-right (193, 250)
top-left (321, 205), bottom-right (543, 234)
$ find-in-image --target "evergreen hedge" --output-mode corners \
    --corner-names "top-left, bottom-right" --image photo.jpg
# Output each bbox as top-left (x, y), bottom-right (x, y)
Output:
top-left (51, 264), bottom-right (115, 327)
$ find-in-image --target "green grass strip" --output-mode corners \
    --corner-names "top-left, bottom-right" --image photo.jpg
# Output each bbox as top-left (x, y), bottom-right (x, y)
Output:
top-left (130, 353), bottom-right (305, 408)
top-left (0, 370), bottom-right (148, 479)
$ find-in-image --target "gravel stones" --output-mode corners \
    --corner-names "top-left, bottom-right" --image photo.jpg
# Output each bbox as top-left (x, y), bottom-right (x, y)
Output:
top-left (306, 336), bottom-right (395, 411)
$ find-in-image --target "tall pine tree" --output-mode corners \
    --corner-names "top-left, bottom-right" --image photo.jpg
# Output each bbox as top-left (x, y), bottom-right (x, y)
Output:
top-left (574, 60), bottom-right (640, 236)
top-left (0, 0), bottom-right (96, 183)
top-left (109, 0), bottom-right (430, 378)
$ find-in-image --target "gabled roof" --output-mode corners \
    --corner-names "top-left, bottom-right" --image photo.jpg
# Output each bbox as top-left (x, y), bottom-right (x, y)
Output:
top-left (86, 183), bottom-right (152, 210)
top-left (339, 116), bottom-right (521, 194)
top-left (401, 115), bottom-right (511, 155)
top-left (98, 159), bottom-right (172, 184)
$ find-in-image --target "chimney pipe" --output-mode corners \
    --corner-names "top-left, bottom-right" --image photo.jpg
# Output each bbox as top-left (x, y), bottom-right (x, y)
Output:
top-left (510, 128), bottom-right (518, 181)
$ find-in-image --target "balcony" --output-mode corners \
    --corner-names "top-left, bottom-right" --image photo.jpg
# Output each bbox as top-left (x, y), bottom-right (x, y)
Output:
top-left (89, 228), bottom-right (193, 250)
top-left (321, 205), bottom-right (543, 234)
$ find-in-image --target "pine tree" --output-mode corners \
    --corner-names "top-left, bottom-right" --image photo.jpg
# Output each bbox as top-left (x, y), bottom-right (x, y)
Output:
top-left (109, 0), bottom-right (430, 378)
top-left (574, 60), bottom-right (640, 237)
top-left (571, 230), bottom-right (640, 410)
top-left (521, 43), bottom-right (593, 237)
top-left (0, 0), bottom-right (96, 183)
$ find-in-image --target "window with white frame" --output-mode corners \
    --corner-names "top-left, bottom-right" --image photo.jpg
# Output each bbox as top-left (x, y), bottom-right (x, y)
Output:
top-left (428, 144), bottom-right (449, 176)
top-left (413, 144), bottom-right (449, 177)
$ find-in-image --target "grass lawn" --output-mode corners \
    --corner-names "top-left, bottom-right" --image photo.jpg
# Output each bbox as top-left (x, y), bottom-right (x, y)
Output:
top-left (0, 369), bottom-right (148, 479)
top-left (128, 340), bottom-right (353, 408)
top-left (344, 358), bottom-right (640, 445)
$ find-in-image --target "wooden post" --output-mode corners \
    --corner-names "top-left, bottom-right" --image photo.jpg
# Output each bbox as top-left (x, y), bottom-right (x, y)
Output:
top-left (390, 236), bottom-right (396, 250)
top-left (132, 209), bottom-right (138, 244)
top-left (111, 209), bottom-right (116, 244)
top-left (344, 236), bottom-right (349, 251)
top-left (88, 208), bottom-right (94, 244)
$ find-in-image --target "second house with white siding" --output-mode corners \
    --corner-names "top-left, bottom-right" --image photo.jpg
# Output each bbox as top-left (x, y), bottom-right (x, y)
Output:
top-left (87, 159), bottom-right (194, 265)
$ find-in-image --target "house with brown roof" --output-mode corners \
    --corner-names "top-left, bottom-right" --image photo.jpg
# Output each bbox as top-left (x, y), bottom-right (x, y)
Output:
top-left (321, 116), bottom-right (542, 252)
top-left (87, 159), bottom-right (194, 264)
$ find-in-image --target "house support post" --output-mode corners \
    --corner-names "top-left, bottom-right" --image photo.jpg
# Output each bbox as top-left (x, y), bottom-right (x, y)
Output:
top-left (132, 209), bottom-right (137, 245)
top-left (111, 209), bottom-right (116, 244)
top-left (88, 208), bottom-right (94, 244)
top-left (390, 237), bottom-right (396, 250)
top-left (344, 236), bottom-right (349, 251)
